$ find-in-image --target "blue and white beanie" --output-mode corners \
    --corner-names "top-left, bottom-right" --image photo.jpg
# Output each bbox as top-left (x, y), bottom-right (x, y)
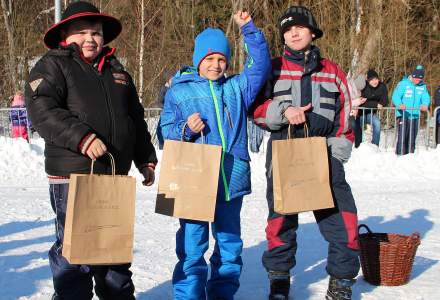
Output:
top-left (411, 65), bottom-right (425, 79)
top-left (192, 28), bottom-right (231, 69)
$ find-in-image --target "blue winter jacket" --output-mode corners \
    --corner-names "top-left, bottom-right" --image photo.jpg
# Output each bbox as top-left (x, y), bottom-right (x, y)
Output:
top-left (392, 76), bottom-right (430, 119)
top-left (158, 21), bottom-right (271, 201)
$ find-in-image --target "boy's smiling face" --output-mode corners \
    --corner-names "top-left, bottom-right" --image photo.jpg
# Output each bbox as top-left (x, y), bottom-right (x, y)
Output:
top-left (198, 53), bottom-right (227, 81)
top-left (283, 25), bottom-right (315, 51)
top-left (64, 19), bottom-right (104, 61)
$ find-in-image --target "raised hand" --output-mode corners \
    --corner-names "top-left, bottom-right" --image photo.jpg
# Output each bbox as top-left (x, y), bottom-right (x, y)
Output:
top-left (233, 11), bottom-right (252, 28)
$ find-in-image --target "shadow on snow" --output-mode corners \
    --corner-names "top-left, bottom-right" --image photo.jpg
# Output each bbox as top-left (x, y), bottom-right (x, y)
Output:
top-left (137, 208), bottom-right (436, 300)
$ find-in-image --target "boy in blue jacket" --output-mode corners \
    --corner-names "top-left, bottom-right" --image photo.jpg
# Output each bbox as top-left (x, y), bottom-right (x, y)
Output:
top-left (392, 65), bottom-right (430, 155)
top-left (158, 11), bottom-right (270, 299)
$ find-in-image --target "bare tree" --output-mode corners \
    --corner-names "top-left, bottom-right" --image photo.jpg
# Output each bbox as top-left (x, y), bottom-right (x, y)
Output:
top-left (0, 0), bottom-right (438, 106)
top-left (138, 0), bottom-right (145, 100)
top-left (1, 0), bottom-right (19, 92)
top-left (349, 0), bottom-right (362, 77)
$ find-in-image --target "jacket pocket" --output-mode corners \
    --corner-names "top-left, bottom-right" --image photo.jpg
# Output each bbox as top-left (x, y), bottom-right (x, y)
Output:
top-left (273, 80), bottom-right (294, 102)
top-left (319, 82), bottom-right (339, 121)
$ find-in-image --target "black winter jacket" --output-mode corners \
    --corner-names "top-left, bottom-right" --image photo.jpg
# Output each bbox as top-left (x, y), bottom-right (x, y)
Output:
top-left (360, 81), bottom-right (388, 109)
top-left (25, 45), bottom-right (157, 176)
top-left (435, 86), bottom-right (440, 107)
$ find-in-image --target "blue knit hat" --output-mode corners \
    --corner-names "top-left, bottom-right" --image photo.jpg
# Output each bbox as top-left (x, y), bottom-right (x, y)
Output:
top-left (412, 65), bottom-right (425, 79)
top-left (192, 28), bottom-right (231, 69)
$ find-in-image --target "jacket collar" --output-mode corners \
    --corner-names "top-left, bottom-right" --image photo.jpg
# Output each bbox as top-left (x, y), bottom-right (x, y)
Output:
top-left (283, 45), bottom-right (321, 74)
top-left (172, 66), bottom-right (226, 86)
top-left (61, 43), bottom-right (116, 72)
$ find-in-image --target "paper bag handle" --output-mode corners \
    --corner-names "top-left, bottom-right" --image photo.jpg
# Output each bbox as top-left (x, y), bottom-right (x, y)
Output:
top-left (90, 152), bottom-right (116, 176)
top-left (182, 122), bottom-right (206, 144)
top-left (287, 123), bottom-right (309, 140)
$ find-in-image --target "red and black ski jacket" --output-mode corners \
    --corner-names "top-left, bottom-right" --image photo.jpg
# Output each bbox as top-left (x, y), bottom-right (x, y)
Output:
top-left (251, 46), bottom-right (354, 162)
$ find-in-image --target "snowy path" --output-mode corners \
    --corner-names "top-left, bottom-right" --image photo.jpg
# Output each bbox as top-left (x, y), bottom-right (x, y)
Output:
top-left (1, 138), bottom-right (439, 299)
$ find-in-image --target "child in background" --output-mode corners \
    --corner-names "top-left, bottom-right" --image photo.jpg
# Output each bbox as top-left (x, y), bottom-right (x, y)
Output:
top-left (9, 91), bottom-right (29, 141)
top-left (392, 65), bottom-right (430, 155)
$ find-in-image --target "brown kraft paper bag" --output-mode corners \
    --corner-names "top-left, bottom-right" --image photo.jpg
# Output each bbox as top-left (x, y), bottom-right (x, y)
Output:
top-left (155, 137), bottom-right (222, 222)
top-left (272, 126), bottom-right (334, 214)
top-left (63, 153), bottom-right (136, 265)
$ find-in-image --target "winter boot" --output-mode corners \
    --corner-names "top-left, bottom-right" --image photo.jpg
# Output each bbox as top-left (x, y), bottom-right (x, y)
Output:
top-left (325, 276), bottom-right (356, 300)
top-left (268, 270), bottom-right (290, 300)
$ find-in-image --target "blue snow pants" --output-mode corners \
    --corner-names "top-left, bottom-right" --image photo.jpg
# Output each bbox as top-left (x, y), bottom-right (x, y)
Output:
top-left (49, 183), bottom-right (135, 300)
top-left (172, 196), bottom-right (243, 300)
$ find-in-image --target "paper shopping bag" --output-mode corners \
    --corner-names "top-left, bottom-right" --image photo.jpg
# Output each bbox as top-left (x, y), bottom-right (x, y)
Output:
top-left (63, 153), bottom-right (136, 265)
top-left (272, 130), bottom-right (334, 214)
top-left (155, 139), bottom-right (222, 222)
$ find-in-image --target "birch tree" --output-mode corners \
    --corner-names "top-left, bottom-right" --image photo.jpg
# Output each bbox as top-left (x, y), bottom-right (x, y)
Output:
top-left (355, 0), bottom-right (382, 76)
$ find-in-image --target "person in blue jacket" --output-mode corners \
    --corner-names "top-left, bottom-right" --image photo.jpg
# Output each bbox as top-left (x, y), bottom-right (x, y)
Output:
top-left (158, 11), bottom-right (270, 300)
top-left (434, 86), bottom-right (440, 145)
top-left (392, 65), bottom-right (430, 155)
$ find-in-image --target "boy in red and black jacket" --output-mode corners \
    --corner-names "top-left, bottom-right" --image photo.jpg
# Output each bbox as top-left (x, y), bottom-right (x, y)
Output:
top-left (251, 6), bottom-right (359, 300)
top-left (25, 2), bottom-right (156, 299)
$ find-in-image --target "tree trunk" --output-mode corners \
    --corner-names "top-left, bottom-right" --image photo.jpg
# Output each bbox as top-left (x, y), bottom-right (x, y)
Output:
top-left (138, 0), bottom-right (145, 101)
top-left (236, 0), bottom-right (244, 72)
top-left (349, 0), bottom-right (362, 77)
top-left (1, 0), bottom-right (19, 92)
top-left (355, 0), bottom-right (382, 76)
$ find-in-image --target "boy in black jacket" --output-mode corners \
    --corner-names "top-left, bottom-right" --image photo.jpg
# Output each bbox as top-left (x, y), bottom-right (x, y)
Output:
top-left (25, 2), bottom-right (157, 299)
top-left (354, 69), bottom-right (388, 147)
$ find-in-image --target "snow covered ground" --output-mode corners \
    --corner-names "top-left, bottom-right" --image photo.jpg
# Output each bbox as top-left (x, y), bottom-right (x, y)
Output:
top-left (0, 137), bottom-right (439, 300)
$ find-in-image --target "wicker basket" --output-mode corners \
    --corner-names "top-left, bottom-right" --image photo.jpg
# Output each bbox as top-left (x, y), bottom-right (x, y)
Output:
top-left (358, 224), bottom-right (421, 286)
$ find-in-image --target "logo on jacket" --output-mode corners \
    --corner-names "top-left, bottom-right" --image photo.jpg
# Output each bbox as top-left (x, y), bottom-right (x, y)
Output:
top-left (29, 78), bottom-right (43, 92)
top-left (113, 73), bottom-right (128, 85)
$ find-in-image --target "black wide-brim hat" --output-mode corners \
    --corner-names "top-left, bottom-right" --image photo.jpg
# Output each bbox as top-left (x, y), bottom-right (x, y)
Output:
top-left (44, 1), bottom-right (122, 49)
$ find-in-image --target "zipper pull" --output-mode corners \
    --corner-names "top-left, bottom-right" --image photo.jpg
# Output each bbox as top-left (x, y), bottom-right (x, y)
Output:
top-left (304, 52), bottom-right (309, 73)
top-left (224, 103), bottom-right (234, 129)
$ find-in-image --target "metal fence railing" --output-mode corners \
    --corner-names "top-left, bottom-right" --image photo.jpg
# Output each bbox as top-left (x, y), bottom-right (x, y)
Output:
top-left (1, 106), bottom-right (438, 152)
top-left (0, 107), bottom-right (163, 146)
top-left (144, 108), bottom-right (162, 146)
top-left (354, 106), bottom-right (432, 153)
top-left (432, 106), bottom-right (440, 148)
top-left (0, 108), bottom-right (35, 141)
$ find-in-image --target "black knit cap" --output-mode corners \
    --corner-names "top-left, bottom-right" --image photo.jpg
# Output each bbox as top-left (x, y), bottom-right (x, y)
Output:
top-left (44, 1), bottom-right (122, 49)
top-left (279, 6), bottom-right (323, 42)
top-left (367, 69), bottom-right (379, 81)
